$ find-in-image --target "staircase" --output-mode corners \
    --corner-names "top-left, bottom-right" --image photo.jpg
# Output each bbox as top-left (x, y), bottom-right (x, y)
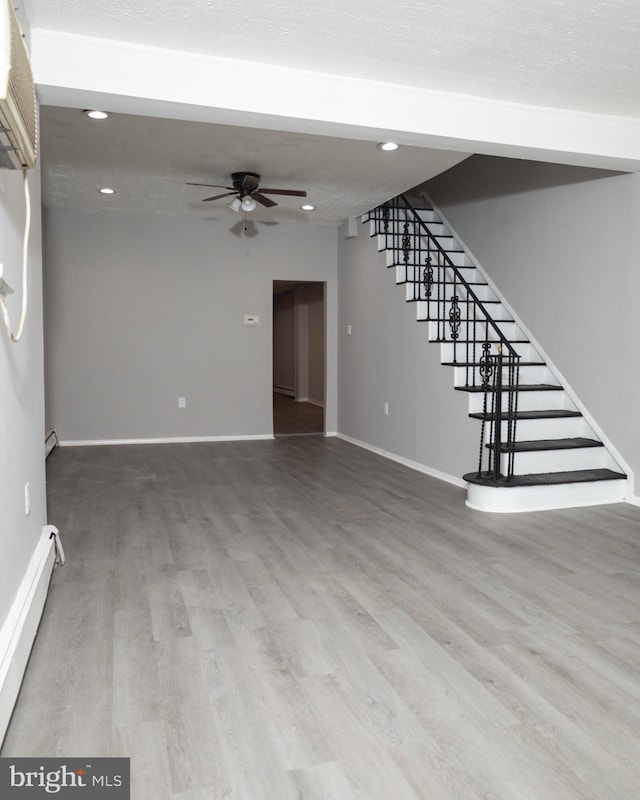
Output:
top-left (364, 194), bottom-right (628, 513)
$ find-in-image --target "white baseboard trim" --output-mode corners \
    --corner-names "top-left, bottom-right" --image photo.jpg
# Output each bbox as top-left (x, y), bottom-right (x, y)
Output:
top-left (273, 386), bottom-right (295, 397)
top-left (626, 493), bottom-right (640, 508)
top-left (295, 397), bottom-right (325, 408)
top-left (59, 434), bottom-right (275, 446)
top-left (324, 431), bottom-right (338, 437)
top-left (336, 433), bottom-right (466, 489)
top-left (0, 528), bottom-right (56, 745)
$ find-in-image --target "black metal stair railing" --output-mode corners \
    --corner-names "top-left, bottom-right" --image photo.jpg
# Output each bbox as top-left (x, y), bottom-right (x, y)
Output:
top-left (365, 194), bottom-right (521, 482)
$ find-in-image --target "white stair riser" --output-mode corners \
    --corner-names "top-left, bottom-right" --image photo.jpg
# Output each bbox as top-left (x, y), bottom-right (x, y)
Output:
top-left (422, 223), bottom-right (450, 237)
top-left (433, 236), bottom-right (458, 250)
top-left (425, 319), bottom-right (526, 341)
top-left (367, 211), bottom-right (440, 229)
top-left (391, 251), bottom-right (470, 267)
top-left (466, 389), bottom-right (575, 414)
top-left (416, 300), bottom-right (513, 322)
top-left (497, 447), bottom-right (618, 475)
top-left (394, 261), bottom-right (476, 282)
top-left (452, 365), bottom-right (553, 386)
top-left (440, 341), bottom-right (543, 363)
top-left (385, 246), bottom-right (472, 268)
top-left (415, 210), bottom-right (439, 223)
top-left (466, 478), bottom-right (628, 513)
top-left (487, 416), bottom-right (588, 440)
top-left (376, 230), bottom-right (455, 248)
top-left (407, 283), bottom-right (498, 303)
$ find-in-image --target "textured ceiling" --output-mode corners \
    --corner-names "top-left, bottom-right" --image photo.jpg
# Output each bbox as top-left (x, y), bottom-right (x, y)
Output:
top-left (40, 106), bottom-right (468, 224)
top-left (22, 0), bottom-right (640, 222)
top-left (24, 0), bottom-right (640, 116)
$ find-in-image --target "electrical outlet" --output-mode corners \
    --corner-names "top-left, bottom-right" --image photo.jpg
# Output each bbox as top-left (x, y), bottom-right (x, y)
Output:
top-left (384, 402), bottom-right (389, 416)
top-left (178, 397), bottom-right (186, 409)
top-left (346, 324), bottom-right (352, 335)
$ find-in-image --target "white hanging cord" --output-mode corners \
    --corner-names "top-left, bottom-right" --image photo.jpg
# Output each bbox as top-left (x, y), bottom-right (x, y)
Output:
top-left (0, 168), bottom-right (31, 342)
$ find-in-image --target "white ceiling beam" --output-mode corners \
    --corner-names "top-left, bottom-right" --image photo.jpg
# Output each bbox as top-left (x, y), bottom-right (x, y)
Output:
top-left (32, 29), bottom-right (640, 172)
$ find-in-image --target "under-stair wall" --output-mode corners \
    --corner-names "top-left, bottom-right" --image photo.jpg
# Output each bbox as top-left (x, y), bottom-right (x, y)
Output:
top-left (337, 217), bottom-right (479, 488)
top-left (425, 156), bottom-right (639, 498)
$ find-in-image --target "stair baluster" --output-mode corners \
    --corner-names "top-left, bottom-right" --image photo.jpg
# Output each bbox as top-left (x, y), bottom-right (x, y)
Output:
top-left (366, 194), bottom-right (520, 483)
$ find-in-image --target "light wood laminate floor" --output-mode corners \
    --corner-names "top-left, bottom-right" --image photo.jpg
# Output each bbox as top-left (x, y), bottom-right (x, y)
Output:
top-left (3, 438), bottom-right (640, 799)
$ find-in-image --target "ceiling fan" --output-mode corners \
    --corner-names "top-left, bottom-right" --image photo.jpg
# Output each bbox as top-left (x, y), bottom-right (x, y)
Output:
top-left (186, 171), bottom-right (307, 212)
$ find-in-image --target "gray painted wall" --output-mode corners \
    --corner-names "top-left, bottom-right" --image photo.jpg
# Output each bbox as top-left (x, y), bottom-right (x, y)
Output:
top-left (301, 282), bottom-right (325, 405)
top-left (45, 210), bottom-right (338, 440)
top-left (294, 285), bottom-right (309, 400)
top-left (0, 166), bottom-right (46, 626)
top-left (426, 156), bottom-right (640, 486)
top-left (337, 224), bottom-right (478, 481)
top-left (273, 289), bottom-right (295, 392)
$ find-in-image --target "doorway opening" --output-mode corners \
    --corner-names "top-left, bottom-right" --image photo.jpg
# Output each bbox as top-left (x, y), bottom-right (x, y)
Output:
top-left (273, 281), bottom-right (325, 436)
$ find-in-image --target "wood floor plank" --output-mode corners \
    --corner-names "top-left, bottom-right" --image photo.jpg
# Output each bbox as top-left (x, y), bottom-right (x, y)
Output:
top-left (289, 760), bottom-right (359, 800)
top-left (155, 637), bottom-right (226, 795)
top-left (3, 438), bottom-right (640, 799)
top-left (202, 646), bottom-right (299, 799)
top-left (299, 673), bottom-right (421, 800)
top-left (113, 721), bottom-right (172, 799)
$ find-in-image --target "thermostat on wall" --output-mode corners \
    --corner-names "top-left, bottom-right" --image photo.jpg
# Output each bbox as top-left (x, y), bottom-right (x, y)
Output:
top-left (244, 315), bottom-right (260, 326)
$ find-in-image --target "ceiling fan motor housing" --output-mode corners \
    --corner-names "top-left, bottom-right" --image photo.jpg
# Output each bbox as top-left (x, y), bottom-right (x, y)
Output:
top-left (232, 171), bottom-right (260, 195)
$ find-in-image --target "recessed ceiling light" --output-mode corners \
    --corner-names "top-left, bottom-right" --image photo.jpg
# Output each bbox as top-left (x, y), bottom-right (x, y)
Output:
top-left (377, 142), bottom-right (399, 152)
top-left (84, 110), bottom-right (110, 120)
top-left (301, 204), bottom-right (315, 211)
top-left (98, 187), bottom-right (115, 195)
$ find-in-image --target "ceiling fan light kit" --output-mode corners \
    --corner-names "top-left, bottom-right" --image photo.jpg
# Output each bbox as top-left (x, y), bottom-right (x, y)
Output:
top-left (187, 171), bottom-right (307, 213)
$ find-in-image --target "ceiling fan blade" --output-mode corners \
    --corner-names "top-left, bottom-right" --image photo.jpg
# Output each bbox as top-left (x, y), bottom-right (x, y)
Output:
top-left (202, 191), bottom-right (236, 202)
top-left (254, 193), bottom-right (278, 208)
top-left (242, 174), bottom-right (261, 192)
top-left (186, 182), bottom-right (234, 190)
top-left (259, 188), bottom-right (307, 197)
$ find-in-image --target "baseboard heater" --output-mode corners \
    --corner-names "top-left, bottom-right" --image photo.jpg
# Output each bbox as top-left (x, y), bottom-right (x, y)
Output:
top-left (0, 526), bottom-right (64, 745)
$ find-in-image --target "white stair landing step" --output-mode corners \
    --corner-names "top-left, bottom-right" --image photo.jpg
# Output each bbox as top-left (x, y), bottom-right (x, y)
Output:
top-left (464, 468), bottom-right (628, 513)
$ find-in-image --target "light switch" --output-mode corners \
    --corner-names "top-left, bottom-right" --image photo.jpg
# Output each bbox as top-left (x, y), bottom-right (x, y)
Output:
top-left (244, 315), bottom-right (260, 326)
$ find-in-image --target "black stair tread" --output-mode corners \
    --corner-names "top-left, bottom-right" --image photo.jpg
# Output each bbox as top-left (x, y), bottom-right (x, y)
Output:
top-left (383, 253), bottom-right (472, 261)
top-left (443, 361), bottom-right (545, 367)
top-left (395, 276), bottom-right (481, 283)
top-left (463, 468), bottom-right (627, 488)
top-left (488, 437), bottom-right (603, 452)
top-left (393, 262), bottom-right (475, 267)
top-left (408, 299), bottom-right (502, 305)
top-left (419, 316), bottom-right (514, 323)
top-left (434, 338), bottom-right (530, 344)
top-left (456, 383), bottom-right (562, 393)
top-left (403, 281), bottom-right (488, 287)
top-left (469, 409), bottom-right (582, 421)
